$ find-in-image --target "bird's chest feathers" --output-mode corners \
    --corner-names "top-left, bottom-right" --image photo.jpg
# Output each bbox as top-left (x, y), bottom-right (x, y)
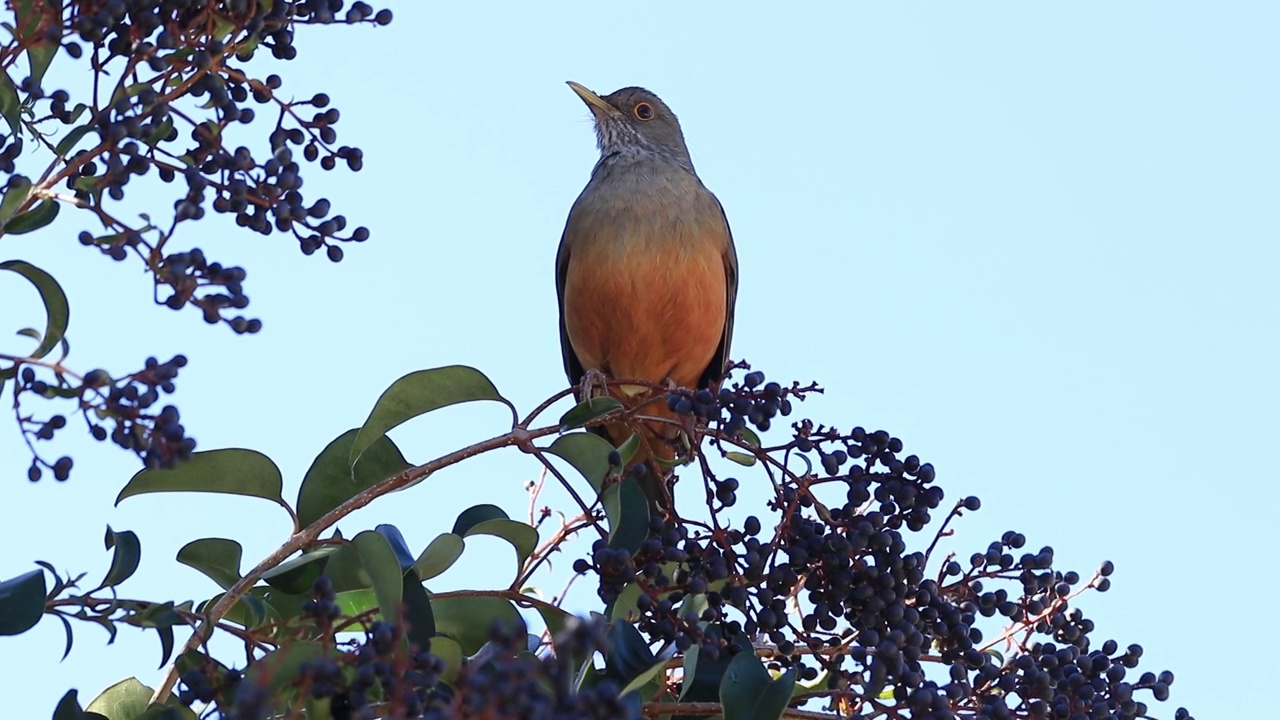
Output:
top-left (562, 174), bottom-right (729, 385)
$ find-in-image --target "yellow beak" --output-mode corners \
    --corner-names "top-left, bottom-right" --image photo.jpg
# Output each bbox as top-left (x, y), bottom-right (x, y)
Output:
top-left (566, 81), bottom-right (616, 116)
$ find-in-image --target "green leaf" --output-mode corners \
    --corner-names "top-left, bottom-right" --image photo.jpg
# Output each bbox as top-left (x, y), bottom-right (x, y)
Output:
top-left (154, 625), bottom-right (175, 669)
top-left (117, 449), bottom-right (285, 507)
top-left (534, 599), bottom-right (572, 640)
top-left (429, 636), bottom-right (463, 683)
top-left (401, 570), bottom-right (435, 648)
top-left (606, 620), bottom-right (657, 686)
top-left (296, 428), bottom-right (412, 529)
top-left (545, 432), bottom-right (615, 495)
top-left (176, 538), bottom-right (242, 590)
top-left (431, 595), bottom-right (524, 656)
top-left (142, 116), bottom-right (173, 149)
top-left (462, 519), bottom-right (538, 573)
top-left (616, 432), bottom-right (640, 467)
top-left (374, 523), bottom-right (415, 571)
top-left (84, 678), bottom-right (154, 720)
top-left (604, 477), bottom-right (649, 553)
top-left (719, 652), bottom-right (798, 720)
top-left (451, 503), bottom-right (509, 534)
top-left (0, 175), bottom-right (32, 227)
top-left (4, 198), bottom-right (59, 234)
top-left (0, 260), bottom-right (69, 359)
top-left (350, 365), bottom-right (507, 466)
top-left (52, 689), bottom-right (86, 720)
top-left (352, 531), bottom-right (402, 623)
top-left (260, 545), bottom-right (339, 594)
top-left (0, 74), bottom-right (20, 136)
top-left (411, 533), bottom-right (464, 581)
top-left (14, 0), bottom-right (58, 88)
top-left (216, 592), bottom-right (269, 629)
top-left (243, 641), bottom-right (324, 693)
top-left (725, 451), bottom-right (757, 467)
top-left (333, 589), bottom-right (378, 617)
top-left (0, 568), bottom-right (45, 635)
top-left (607, 582), bottom-right (649, 624)
top-left (100, 527), bottom-right (141, 589)
top-left (740, 427), bottom-right (762, 447)
top-left (447, 505), bottom-right (539, 574)
top-left (558, 396), bottom-right (622, 431)
top-left (55, 124), bottom-right (94, 156)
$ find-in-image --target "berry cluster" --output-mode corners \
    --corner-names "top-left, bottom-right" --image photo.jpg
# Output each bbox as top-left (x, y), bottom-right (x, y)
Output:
top-left (574, 370), bottom-right (1192, 718)
top-left (667, 368), bottom-right (805, 436)
top-left (13, 354), bottom-right (194, 481)
top-left (444, 620), bottom-right (636, 720)
top-left (2, 0), bottom-right (388, 332)
top-left (177, 576), bottom-right (639, 719)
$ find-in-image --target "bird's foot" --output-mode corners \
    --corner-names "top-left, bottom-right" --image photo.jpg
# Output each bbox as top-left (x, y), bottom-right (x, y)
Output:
top-left (577, 368), bottom-right (609, 403)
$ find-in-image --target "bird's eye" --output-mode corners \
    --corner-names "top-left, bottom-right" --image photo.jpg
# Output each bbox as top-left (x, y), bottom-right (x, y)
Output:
top-left (634, 102), bottom-right (654, 121)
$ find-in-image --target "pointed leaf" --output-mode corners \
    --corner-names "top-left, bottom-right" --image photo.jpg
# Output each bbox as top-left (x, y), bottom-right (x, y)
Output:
top-left (101, 527), bottom-right (141, 589)
top-left (460, 518), bottom-right (538, 572)
top-left (154, 625), bottom-right (175, 669)
top-left (374, 524), bottom-right (415, 572)
top-left (55, 124), bottom-right (94, 156)
top-left (412, 533), bottom-right (464, 581)
top-left (719, 652), bottom-right (798, 720)
top-left (451, 504), bottom-right (509, 535)
top-left (616, 433), bottom-right (640, 467)
top-left (558, 396), bottom-right (622, 431)
top-left (4, 198), bottom-right (60, 235)
top-left (14, 0), bottom-right (58, 88)
top-left (0, 568), bottom-right (46, 635)
top-left (545, 432), bottom-right (615, 495)
top-left (605, 477), bottom-right (649, 552)
top-left (350, 365), bottom-right (507, 466)
top-left (296, 429), bottom-right (412, 529)
top-left (260, 545), bottom-right (339, 594)
top-left (431, 595), bottom-right (524, 655)
top-left (0, 176), bottom-right (32, 226)
top-left (0, 74), bottom-right (19, 136)
top-left (620, 655), bottom-right (672, 698)
top-left (353, 530), bottom-right (402, 623)
top-left (85, 678), bottom-right (154, 720)
top-left (56, 613), bottom-right (74, 660)
top-left (176, 538), bottom-right (243, 590)
top-left (607, 582), bottom-right (645, 623)
top-left (606, 620), bottom-right (656, 682)
top-left (725, 451), bottom-right (757, 467)
top-left (117, 449), bottom-right (285, 507)
top-left (0, 260), bottom-right (69, 359)
top-left (534, 599), bottom-right (572, 640)
top-left (52, 689), bottom-right (86, 720)
top-left (401, 571), bottom-right (435, 647)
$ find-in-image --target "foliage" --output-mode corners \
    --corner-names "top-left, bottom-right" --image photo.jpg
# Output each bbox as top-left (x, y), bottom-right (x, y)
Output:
top-left (0, 2), bottom-right (1195, 720)
top-left (1, 0), bottom-right (386, 479)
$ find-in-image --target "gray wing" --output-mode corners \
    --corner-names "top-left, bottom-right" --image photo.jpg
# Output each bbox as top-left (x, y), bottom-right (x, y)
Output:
top-left (698, 198), bottom-right (738, 389)
top-left (555, 223), bottom-right (587, 386)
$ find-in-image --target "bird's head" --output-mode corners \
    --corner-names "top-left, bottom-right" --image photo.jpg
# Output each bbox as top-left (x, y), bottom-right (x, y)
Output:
top-left (567, 82), bottom-right (692, 166)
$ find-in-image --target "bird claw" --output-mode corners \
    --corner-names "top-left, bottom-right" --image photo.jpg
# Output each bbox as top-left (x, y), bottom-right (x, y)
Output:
top-left (577, 368), bottom-right (609, 403)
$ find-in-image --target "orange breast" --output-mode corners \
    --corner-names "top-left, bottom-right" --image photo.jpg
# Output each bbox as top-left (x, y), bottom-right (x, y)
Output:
top-left (563, 224), bottom-right (728, 391)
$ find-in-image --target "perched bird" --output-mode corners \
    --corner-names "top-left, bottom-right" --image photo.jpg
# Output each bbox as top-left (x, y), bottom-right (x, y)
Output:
top-left (555, 82), bottom-right (739, 510)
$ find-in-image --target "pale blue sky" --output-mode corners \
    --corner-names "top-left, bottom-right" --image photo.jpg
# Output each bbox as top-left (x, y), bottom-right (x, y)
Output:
top-left (2, 2), bottom-right (1276, 717)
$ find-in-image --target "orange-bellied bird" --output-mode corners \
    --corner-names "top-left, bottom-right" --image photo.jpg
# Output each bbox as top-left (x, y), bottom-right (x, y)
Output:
top-left (555, 82), bottom-right (738, 510)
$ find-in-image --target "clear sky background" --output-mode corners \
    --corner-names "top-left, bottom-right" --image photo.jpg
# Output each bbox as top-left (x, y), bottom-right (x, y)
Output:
top-left (2, 1), bottom-right (1276, 717)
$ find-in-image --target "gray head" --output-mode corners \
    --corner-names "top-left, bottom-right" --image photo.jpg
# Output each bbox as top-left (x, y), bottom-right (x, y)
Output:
top-left (567, 82), bottom-right (693, 169)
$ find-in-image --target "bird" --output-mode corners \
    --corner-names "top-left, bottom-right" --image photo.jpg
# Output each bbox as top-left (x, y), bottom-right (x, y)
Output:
top-left (555, 81), bottom-right (738, 511)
